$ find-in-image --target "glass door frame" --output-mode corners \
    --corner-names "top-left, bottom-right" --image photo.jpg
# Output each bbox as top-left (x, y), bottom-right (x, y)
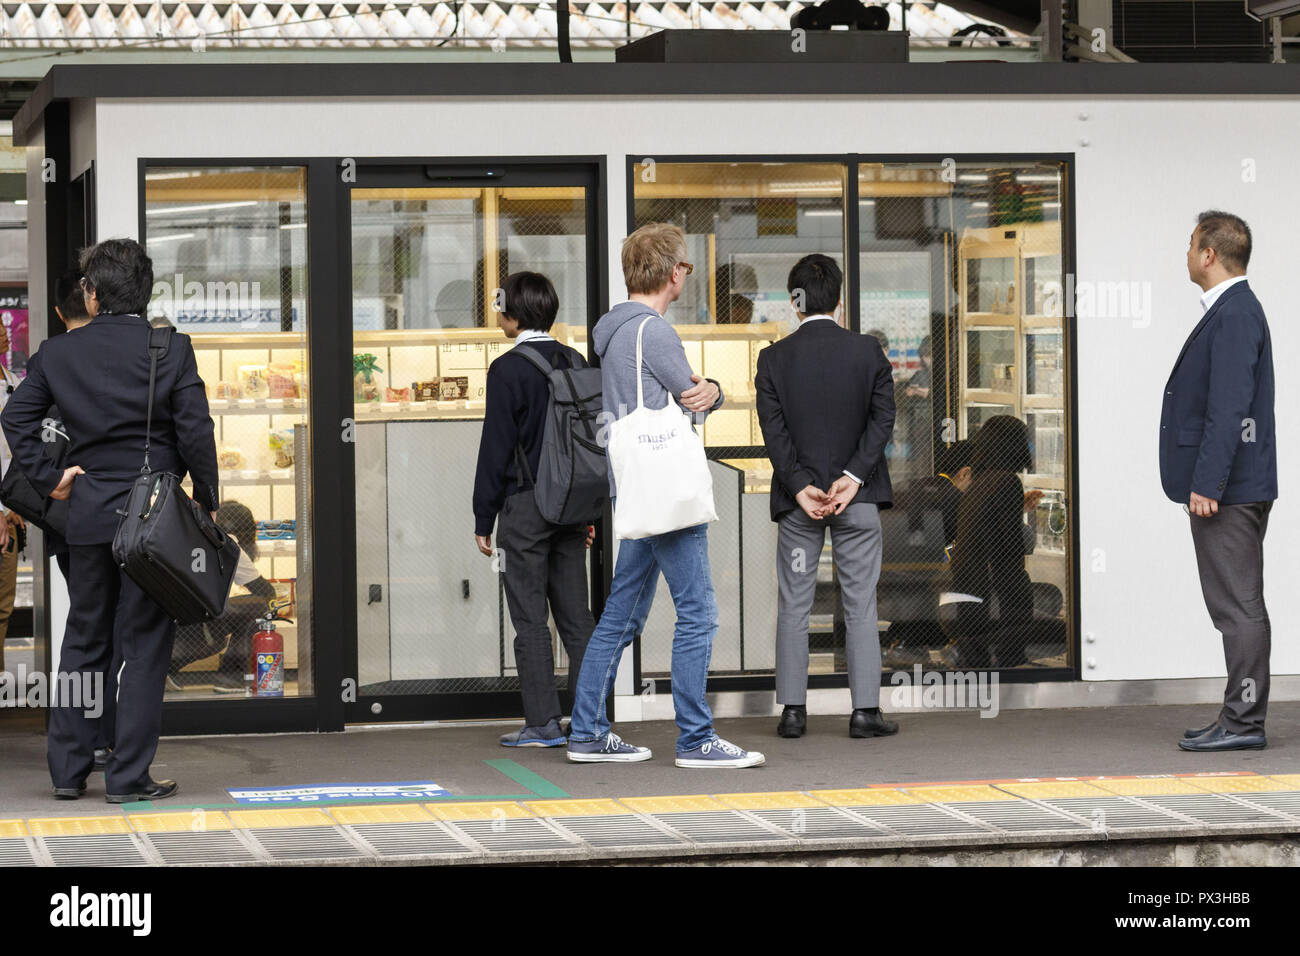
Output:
top-left (332, 158), bottom-right (610, 726)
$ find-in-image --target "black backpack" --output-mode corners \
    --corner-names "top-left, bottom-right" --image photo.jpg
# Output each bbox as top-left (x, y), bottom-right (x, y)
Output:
top-left (512, 342), bottom-right (608, 525)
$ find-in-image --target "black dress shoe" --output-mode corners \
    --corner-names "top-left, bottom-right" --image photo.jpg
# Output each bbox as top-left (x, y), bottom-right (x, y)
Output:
top-left (777, 706), bottom-right (806, 738)
top-left (1178, 725), bottom-right (1266, 752)
top-left (93, 748), bottom-right (112, 772)
top-left (1183, 721), bottom-right (1218, 739)
top-left (850, 708), bottom-right (899, 738)
top-left (53, 785), bottom-right (87, 800)
top-left (105, 779), bottom-right (179, 804)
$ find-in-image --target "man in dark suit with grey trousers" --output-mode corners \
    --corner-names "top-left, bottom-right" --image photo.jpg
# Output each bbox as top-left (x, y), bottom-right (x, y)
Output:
top-left (755, 253), bottom-right (897, 739)
top-left (2, 238), bottom-right (220, 800)
top-left (1160, 211), bottom-right (1276, 753)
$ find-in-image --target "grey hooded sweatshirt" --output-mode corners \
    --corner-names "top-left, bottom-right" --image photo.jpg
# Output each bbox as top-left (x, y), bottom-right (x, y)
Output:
top-left (591, 301), bottom-right (725, 494)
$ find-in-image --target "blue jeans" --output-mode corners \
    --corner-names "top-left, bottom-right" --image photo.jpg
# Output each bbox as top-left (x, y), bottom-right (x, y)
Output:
top-left (569, 521), bottom-right (717, 752)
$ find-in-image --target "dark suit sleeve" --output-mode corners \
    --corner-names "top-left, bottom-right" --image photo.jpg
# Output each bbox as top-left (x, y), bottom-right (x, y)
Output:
top-left (1191, 307), bottom-right (1263, 500)
top-left (0, 350), bottom-right (62, 498)
top-left (843, 350), bottom-right (897, 484)
top-left (755, 348), bottom-right (817, 497)
top-left (472, 359), bottom-right (521, 537)
top-left (171, 335), bottom-right (220, 512)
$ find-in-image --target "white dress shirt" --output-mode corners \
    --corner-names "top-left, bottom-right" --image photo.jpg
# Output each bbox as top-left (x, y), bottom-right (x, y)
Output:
top-left (1199, 275), bottom-right (1247, 314)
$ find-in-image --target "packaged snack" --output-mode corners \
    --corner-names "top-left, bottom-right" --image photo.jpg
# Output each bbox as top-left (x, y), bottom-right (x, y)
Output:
top-left (267, 363), bottom-right (299, 399)
top-left (211, 381), bottom-right (242, 399)
top-left (353, 354), bottom-right (384, 402)
top-left (238, 365), bottom-right (270, 398)
top-left (268, 578), bottom-right (297, 619)
top-left (385, 387), bottom-right (411, 402)
top-left (218, 446), bottom-right (245, 469)
top-left (439, 376), bottom-right (469, 400)
top-left (269, 429), bottom-right (295, 469)
top-left (412, 380), bottom-right (439, 401)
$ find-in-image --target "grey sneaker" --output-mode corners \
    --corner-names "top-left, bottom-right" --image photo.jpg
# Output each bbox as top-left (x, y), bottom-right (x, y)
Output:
top-left (676, 736), bottom-right (765, 769)
top-left (567, 732), bottom-right (652, 763)
top-left (499, 718), bottom-right (567, 748)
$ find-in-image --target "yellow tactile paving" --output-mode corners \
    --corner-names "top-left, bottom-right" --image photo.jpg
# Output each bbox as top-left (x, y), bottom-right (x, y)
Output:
top-left (525, 799), bottom-right (629, 817)
top-left (227, 808), bottom-right (334, 829)
top-left (996, 781), bottom-right (1112, 800)
top-left (619, 794), bottom-right (728, 814)
top-left (811, 788), bottom-right (923, 806)
top-left (128, 811), bottom-right (233, 833)
top-left (904, 784), bottom-right (1018, 803)
top-left (0, 819), bottom-right (29, 838)
top-left (28, 816), bottom-right (132, 837)
top-left (715, 791), bottom-right (828, 810)
top-left (329, 804), bottom-right (435, 825)
top-left (1265, 774), bottom-right (1300, 789)
top-left (1180, 775), bottom-right (1298, 795)
top-left (427, 802), bottom-right (533, 821)
top-left (1090, 777), bottom-right (1203, 797)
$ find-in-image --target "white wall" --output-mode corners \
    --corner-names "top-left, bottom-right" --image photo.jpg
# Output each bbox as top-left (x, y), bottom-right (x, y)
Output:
top-left (87, 93), bottom-right (1300, 683)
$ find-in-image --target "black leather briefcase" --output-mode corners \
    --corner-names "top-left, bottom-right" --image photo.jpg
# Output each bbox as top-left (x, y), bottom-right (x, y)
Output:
top-left (111, 326), bottom-right (238, 624)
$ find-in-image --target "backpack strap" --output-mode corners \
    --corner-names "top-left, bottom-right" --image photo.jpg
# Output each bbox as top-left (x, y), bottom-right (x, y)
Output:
top-left (141, 325), bottom-right (174, 475)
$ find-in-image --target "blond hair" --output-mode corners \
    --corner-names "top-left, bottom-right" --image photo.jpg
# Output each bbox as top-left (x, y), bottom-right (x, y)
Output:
top-left (621, 222), bottom-right (687, 295)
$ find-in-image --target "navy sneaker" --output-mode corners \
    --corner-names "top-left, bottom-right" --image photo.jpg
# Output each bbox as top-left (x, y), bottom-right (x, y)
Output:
top-left (567, 732), bottom-right (652, 763)
top-left (499, 718), bottom-right (567, 748)
top-left (676, 736), bottom-right (765, 769)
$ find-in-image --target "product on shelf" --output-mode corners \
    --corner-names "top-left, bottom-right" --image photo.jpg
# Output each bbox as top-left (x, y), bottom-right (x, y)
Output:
top-left (385, 386), bottom-right (411, 402)
top-left (439, 376), bottom-right (469, 400)
top-left (268, 578), bottom-right (297, 619)
top-left (256, 518), bottom-right (296, 540)
top-left (269, 429), bottom-right (295, 469)
top-left (267, 362), bottom-right (299, 399)
top-left (412, 380), bottom-right (439, 401)
top-left (211, 381), bottom-right (241, 400)
top-left (218, 446), bottom-right (245, 469)
top-left (353, 353), bottom-right (384, 402)
top-left (238, 364), bottom-right (270, 399)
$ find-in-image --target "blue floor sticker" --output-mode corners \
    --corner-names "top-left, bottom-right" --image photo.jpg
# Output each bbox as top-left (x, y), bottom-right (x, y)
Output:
top-left (228, 781), bottom-right (451, 804)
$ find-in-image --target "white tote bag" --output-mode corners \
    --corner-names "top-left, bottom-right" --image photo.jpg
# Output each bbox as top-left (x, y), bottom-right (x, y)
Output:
top-left (608, 317), bottom-right (718, 540)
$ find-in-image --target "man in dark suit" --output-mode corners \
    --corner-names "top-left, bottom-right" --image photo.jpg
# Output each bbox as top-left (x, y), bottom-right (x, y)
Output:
top-left (1160, 211), bottom-right (1276, 753)
top-left (1, 238), bottom-right (219, 801)
top-left (755, 253), bottom-right (897, 739)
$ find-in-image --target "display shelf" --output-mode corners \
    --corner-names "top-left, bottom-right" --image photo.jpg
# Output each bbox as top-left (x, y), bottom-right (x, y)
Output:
top-left (209, 398), bottom-right (307, 415)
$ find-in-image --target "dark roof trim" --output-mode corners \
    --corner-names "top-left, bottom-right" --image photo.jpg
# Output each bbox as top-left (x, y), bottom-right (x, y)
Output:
top-left (15, 61), bottom-right (1300, 146)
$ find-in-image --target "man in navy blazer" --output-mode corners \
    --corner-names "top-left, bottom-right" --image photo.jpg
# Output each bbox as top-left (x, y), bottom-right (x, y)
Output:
top-left (1, 238), bottom-right (219, 802)
top-left (1160, 211), bottom-right (1276, 752)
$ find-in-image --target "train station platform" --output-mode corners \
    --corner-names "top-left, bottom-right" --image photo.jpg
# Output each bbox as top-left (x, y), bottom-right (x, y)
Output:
top-left (1, 701), bottom-right (1298, 866)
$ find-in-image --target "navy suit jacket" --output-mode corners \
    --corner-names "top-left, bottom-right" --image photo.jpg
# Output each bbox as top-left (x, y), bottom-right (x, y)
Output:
top-left (1159, 280), bottom-right (1276, 505)
top-left (0, 313), bottom-right (220, 545)
top-left (755, 320), bottom-right (895, 521)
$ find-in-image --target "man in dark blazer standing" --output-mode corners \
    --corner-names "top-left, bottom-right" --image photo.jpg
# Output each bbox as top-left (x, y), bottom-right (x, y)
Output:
top-left (1161, 211), bottom-right (1276, 753)
top-left (755, 253), bottom-right (897, 739)
top-left (2, 238), bottom-right (219, 801)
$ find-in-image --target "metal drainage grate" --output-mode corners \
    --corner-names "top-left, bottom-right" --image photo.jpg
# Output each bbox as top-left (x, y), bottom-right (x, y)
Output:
top-left (143, 831), bottom-right (261, 865)
top-left (843, 804), bottom-right (993, 837)
top-left (1232, 792), bottom-right (1300, 822)
top-left (451, 819), bottom-right (580, 854)
top-left (1043, 797), bottom-right (1185, 830)
top-left (650, 811), bottom-right (792, 845)
top-left (42, 834), bottom-right (150, 866)
top-left (1141, 794), bottom-right (1293, 827)
top-left (0, 838), bottom-right (38, 866)
top-left (953, 801), bottom-right (1092, 833)
top-left (349, 823), bottom-right (478, 858)
top-left (750, 807), bottom-right (884, 841)
top-left (547, 814), bottom-right (686, 849)
top-left (245, 826), bottom-right (367, 862)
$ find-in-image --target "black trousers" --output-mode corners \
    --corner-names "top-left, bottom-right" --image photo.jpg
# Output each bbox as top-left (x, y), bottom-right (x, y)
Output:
top-left (1189, 501), bottom-right (1272, 735)
top-left (496, 490), bottom-right (594, 728)
top-left (55, 550), bottom-right (120, 753)
top-left (49, 543), bottom-right (174, 793)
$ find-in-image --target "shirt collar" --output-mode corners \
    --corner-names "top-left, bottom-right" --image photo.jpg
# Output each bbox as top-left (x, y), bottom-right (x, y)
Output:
top-left (1199, 275), bottom-right (1247, 314)
top-left (515, 329), bottom-right (554, 344)
top-left (799, 314), bottom-right (837, 325)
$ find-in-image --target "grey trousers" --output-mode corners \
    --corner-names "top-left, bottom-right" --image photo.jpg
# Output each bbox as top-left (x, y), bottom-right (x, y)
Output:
top-left (776, 502), bottom-right (883, 709)
top-left (496, 490), bottom-right (594, 728)
top-left (1189, 500), bottom-right (1272, 735)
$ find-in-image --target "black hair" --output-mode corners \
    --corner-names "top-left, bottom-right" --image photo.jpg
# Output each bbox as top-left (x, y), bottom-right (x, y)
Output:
top-left (55, 267), bottom-right (89, 320)
top-left (78, 238), bottom-right (154, 316)
top-left (971, 416), bottom-right (1032, 475)
top-left (1195, 210), bottom-right (1252, 273)
top-left (502, 271), bottom-right (559, 332)
top-left (936, 440), bottom-right (973, 476)
top-left (215, 501), bottom-right (259, 562)
top-left (786, 254), bottom-right (842, 317)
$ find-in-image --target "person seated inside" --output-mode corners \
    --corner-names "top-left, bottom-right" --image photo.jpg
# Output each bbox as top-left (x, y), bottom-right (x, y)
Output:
top-left (896, 439), bottom-right (972, 553)
top-left (937, 416), bottom-right (1065, 668)
top-left (168, 501), bottom-right (279, 693)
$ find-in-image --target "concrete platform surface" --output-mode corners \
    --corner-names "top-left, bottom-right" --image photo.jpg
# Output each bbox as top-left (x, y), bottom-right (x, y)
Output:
top-left (1, 703), bottom-right (1297, 865)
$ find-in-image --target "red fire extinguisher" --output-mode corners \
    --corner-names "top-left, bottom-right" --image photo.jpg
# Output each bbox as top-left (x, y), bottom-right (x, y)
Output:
top-left (252, 607), bottom-right (285, 698)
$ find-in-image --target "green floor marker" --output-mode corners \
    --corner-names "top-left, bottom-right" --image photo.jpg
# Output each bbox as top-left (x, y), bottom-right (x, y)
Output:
top-left (485, 759), bottom-right (570, 799)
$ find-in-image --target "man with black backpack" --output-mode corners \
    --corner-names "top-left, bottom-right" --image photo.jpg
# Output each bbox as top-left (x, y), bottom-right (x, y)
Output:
top-left (473, 271), bottom-right (602, 748)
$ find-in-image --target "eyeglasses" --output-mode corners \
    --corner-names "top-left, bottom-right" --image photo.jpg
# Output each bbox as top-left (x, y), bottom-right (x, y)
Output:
top-left (677, 262), bottom-right (694, 276)
top-left (78, 276), bottom-right (92, 294)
